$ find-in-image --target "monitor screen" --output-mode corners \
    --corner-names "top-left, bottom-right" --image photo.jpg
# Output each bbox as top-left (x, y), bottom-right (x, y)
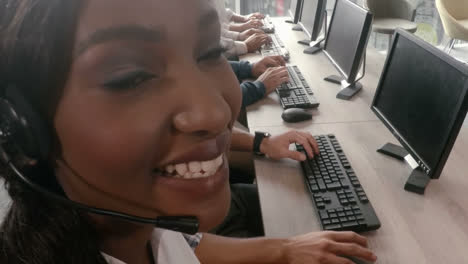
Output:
top-left (299, 0), bottom-right (327, 41)
top-left (323, 0), bottom-right (372, 83)
top-left (372, 30), bottom-right (468, 179)
top-left (288, 0), bottom-right (303, 24)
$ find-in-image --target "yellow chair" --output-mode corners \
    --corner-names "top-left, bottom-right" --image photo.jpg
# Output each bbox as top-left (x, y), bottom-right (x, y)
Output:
top-left (436, 0), bottom-right (468, 54)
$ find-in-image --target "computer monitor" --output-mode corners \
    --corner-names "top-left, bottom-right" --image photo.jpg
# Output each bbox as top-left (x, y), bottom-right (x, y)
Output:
top-left (372, 29), bottom-right (468, 194)
top-left (286, 0), bottom-right (304, 25)
top-left (297, 0), bottom-right (327, 54)
top-left (323, 0), bottom-right (372, 100)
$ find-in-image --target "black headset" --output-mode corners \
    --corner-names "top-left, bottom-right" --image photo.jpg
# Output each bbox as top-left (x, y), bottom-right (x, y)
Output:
top-left (0, 85), bottom-right (199, 234)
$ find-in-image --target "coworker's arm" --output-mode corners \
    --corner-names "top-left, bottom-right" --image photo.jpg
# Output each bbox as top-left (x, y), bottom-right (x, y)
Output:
top-left (229, 61), bottom-right (254, 81)
top-left (230, 126), bottom-right (255, 152)
top-left (240, 81), bottom-right (266, 108)
top-left (230, 20), bottom-right (264, 32)
top-left (196, 232), bottom-right (377, 264)
top-left (230, 128), bottom-right (320, 160)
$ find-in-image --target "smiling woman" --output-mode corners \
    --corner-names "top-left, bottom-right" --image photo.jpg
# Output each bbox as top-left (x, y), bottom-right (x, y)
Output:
top-left (0, 0), bottom-right (241, 264)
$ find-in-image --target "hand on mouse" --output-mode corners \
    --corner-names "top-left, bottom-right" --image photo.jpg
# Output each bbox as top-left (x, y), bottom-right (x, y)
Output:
top-left (251, 56), bottom-right (287, 77)
top-left (282, 231), bottom-right (377, 264)
top-left (260, 130), bottom-right (319, 161)
top-left (256, 66), bottom-right (289, 95)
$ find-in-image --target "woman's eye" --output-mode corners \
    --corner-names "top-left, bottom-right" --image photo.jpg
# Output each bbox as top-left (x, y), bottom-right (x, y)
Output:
top-left (197, 47), bottom-right (227, 63)
top-left (103, 71), bottom-right (156, 91)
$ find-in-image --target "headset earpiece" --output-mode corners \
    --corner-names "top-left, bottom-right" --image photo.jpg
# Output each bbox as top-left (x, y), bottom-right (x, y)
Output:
top-left (1, 85), bottom-right (51, 162)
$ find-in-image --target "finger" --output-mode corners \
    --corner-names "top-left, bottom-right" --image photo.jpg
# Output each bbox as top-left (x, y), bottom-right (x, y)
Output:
top-left (278, 76), bottom-right (290, 84)
top-left (296, 133), bottom-right (315, 158)
top-left (330, 242), bottom-right (377, 262)
top-left (262, 57), bottom-right (278, 67)
top-left (270, 66), bottom-right (287, 73)
top-left (272, 77), bottom-right (289, 88)
top-left (324, 254), bottom-right (355, 264)
top-left (286, 133), bottom-right (313, 159)
top-left (283, 149), bottom-right (307, 161)
top-left (271, 67), bottom-right (289, 76)
top-left (328, 231), bottom-right (368, 247)
top-left (273, 55), bottom-right (286, 66)
top-left (299, 132), bottom-right (320, 155)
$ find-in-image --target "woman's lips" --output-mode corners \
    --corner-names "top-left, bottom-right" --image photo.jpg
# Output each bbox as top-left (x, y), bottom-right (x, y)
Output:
top-left (157, 130), bottom-right (231, 169)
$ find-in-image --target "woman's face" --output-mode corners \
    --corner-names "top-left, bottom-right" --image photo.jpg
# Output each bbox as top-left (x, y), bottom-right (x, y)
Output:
top-left (54, 0), bottom-right (241, 231)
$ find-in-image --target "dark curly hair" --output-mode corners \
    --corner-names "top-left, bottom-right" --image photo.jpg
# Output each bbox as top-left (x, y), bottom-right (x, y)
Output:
top-left (0, 1), bottom-right (107, 263)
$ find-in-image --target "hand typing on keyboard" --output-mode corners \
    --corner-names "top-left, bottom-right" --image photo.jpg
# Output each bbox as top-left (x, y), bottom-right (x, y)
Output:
top-left (260, 130), bottom-right (319, 161)
top-left (238, 28), bottom-right (264, 41)
top-left (283, 231), bottom-right (377, 263)
top-left (251, 55), bottom-right (287, 77)
top-left (239, 19), bottom-right (264, 31)
top-left (257, 67), bottom-right (290, 94)
top-left (245, 33), bottom-right (271, 52)
top-left (245, 12), bottom-right (265, 21)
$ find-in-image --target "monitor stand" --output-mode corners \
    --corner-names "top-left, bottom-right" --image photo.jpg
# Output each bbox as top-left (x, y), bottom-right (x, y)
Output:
top-left (324, 76), bottom-right (363, 100)
top-left (377, 143), bottom-right (431, 195)
top-left (302, 11), bottom-right (328, 55)
top-left (292, 25), bottom-right (303, 31)
top-left (285, 19), bottom-right (294, 24)
top-left (324, 50), bottom-right (366, 100)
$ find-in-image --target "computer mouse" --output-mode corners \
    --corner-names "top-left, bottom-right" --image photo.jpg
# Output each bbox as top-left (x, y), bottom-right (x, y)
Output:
top-left (281, 108), bottom-right (313, 123)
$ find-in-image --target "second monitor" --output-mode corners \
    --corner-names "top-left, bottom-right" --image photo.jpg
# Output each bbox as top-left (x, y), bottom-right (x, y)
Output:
top-left (297, 0), bottom-right (328, 54)
top-left (323, 0), bottom-right (373, 100)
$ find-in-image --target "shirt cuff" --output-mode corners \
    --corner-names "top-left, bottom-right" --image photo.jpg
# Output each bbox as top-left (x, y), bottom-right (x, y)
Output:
top-left (225, 9), bottom-right (234, 22)
top-left (234, 41), bottom-right (248, 55)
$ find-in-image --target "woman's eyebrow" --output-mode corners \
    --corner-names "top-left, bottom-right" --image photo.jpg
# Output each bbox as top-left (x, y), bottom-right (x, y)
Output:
top-left (75, 25), bottom-right (166, 57)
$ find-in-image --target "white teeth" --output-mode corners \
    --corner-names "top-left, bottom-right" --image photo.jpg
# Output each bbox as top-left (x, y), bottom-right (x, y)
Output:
top-left (161, 154), bottom-right (223, 180)
top-left (201, 160), bottom-right (215, 173)
top-left (166, 164), bottom-right (175, 174)
top-left (175, 164), bottom-right (188, 176)
top-left (215, 155), bottom-right (223, 167)
top-left (188, 161), bottom-right (202, 173)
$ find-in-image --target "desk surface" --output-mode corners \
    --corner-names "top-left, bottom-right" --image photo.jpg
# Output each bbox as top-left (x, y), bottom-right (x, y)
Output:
top-left (252, 123), bottom-right (468, 264)
top-left (244, 18), bottom-right (386, 127)
top-left (246, 18), bottom-right (468, 263)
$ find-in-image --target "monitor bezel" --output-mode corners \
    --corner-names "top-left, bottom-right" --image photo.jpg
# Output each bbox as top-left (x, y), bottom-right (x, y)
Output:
top-left (323, 0), bottom-right (373, 84)
top-left (298, 0), bottom-right (327, 42)
top-left (371, 29), bottom-right (468, 179)
top-left (288, 0), bottom-right (304, 24)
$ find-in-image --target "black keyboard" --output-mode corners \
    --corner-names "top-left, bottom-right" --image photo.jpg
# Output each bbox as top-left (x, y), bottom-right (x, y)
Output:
top-left (260, 44), bottom-right (290, 61)
top-left (296, 134), bottom-right (381, 232)
top-left (270, 33), bottom-right (285, 48)
top-left (277, 66), bottom-right (320, 109)
top-left (262, 16), bottom-right (275, 33)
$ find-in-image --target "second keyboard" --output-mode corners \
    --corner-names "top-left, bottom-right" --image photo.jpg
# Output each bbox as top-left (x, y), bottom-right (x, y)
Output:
top-left (277, 66), bottom-right (320, 109)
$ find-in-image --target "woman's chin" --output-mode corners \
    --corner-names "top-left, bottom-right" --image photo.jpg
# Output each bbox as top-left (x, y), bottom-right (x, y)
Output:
top-left (196, 182), bottom-right (231, 232)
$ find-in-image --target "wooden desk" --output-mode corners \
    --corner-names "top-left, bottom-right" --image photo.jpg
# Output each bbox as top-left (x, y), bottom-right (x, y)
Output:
top-left (251, 123), bottom-right (468, 264)
top-left (245, 18), bottom-right (468, 263)
top-left (243, 18), bottom-right (386, 127)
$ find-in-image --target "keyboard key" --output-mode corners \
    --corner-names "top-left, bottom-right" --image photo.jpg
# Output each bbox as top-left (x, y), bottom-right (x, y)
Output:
top-left (324, 224), bottom-right (342, 230)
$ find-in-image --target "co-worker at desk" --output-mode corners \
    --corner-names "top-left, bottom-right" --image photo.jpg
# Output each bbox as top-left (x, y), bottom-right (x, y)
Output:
top-left (230, 55), bottom-right (289, 107)
top-left (212, 0), bottom-right (271, 57)
top-left (211, 0), bottom-right (266, 33)
top-left (0, 0), bottom-right (376, 264)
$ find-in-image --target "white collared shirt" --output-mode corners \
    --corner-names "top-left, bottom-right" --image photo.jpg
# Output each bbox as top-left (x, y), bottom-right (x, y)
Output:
top-left (102, 229), bottom-right (200, 264)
